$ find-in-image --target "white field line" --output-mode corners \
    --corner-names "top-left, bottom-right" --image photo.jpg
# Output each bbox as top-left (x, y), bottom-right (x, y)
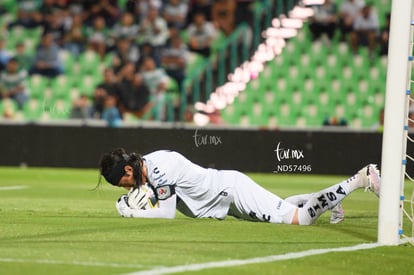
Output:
top-left (122, 242), bottom-right (383, 275)
top-left (0, 185), bottom-right (27, 191)
top-left (0, 258), bottom-right (146, 269)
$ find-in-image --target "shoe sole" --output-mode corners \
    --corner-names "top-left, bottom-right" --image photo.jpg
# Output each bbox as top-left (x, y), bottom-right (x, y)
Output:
top-left (367, 164), bottom-right (381, 197)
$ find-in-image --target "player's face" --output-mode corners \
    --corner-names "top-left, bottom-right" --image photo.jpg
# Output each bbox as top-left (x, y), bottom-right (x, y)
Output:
top-left (118, 165), bottom-right (135, 188)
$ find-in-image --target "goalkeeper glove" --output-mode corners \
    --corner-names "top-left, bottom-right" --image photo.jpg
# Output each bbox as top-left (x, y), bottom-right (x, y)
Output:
top-left (116, 194), bottom-right (133, 217)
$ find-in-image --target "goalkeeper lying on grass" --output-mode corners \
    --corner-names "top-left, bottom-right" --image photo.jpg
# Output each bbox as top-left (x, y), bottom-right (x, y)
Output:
top-left (99, 148), bottom-right (380, 225)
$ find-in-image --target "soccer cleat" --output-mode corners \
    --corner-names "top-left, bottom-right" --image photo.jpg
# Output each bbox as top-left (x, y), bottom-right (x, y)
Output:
top-left (358, 164), bottom-right (381, 197)
top-left (330, 203), bottom-right (345, 224)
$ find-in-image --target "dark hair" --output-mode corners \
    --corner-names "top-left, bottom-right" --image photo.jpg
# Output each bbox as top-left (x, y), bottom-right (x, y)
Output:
top-left (8, 57), bottom-right (18, 63)
top-left (98, 148), bottom-right (144, 187)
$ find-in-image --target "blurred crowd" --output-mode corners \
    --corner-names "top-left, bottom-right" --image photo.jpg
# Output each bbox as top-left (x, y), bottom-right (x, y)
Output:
top-left (0, 0), bottom-right (253, 124)
top-left (309, 0), bottom-right (390, 60)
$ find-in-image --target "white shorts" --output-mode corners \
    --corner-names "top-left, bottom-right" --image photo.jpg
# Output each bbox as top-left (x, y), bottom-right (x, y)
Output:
top-left (224, 171), bottom-right (297, 224)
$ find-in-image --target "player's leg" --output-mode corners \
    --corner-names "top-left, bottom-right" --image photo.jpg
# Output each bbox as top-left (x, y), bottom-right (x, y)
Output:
top-left (330, 203), bottom-right (345, 224)
top-left (285, 193), bottom-right (313, 207)
top-left (285, 193), bottom-right (345, 224)
top-left (294, 164), bottom-right (380, 225)
top-left (225, 171), bottom-right (298, 224)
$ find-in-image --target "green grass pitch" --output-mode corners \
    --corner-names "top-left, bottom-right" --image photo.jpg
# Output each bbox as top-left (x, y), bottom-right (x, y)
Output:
top-left (0, 167), bottom-right (412, 275)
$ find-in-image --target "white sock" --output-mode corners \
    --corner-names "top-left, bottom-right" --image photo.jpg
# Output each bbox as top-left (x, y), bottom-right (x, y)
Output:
top-left (298, 174), bottom-right (362, 225)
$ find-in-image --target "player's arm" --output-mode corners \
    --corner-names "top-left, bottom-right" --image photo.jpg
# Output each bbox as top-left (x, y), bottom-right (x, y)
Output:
top-left (116, 193), bottom-right (177, 219)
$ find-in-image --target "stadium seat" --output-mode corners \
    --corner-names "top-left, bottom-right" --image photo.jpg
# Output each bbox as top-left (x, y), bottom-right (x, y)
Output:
top-left (296, 99), bottom-right (322, 127)
top-left (50, 75), bottom-right (73, 100)
top-left (185, 53), bottom-right (206, 75)
top-left (68, 87), bottom-right (81, 102)
top-left (24, 98), bottom-right (44, 120)
top-left (250, 112), bottom-right (270, 127)
top-left (47, 98), bottom-right (71, 120)
top-left (60, 50), bottom-right (75, 73)
top-left (28, 75), bottom-right (49, 99)
top-left (6, 26), bottom-right (27, 48)
top-left (167, 78), bottom-right (179, 94)
top-left (164, 93), bottom-right (177, 122)
top-left (78, 50), bottom-right (101, 75)
top-left (222, 104), bottom-right (241, 124)
top-left (2, 0), bottom-right (17, 13)
top-left (0, 98), bottom-right (18, 119)
top-left (69, 61), bottom-right (83, 78)
top-left (211, 30), bottom-right (228, 55)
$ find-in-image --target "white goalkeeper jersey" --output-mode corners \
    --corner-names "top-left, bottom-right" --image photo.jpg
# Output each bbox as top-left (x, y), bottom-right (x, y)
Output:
top-left (141, 150), bottom-right (296, 223)
top-left (143, 150), bottom-right (233, 219)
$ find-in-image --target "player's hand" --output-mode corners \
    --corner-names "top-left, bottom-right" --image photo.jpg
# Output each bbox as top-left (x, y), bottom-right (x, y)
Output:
top-left (116, 194), bottom-right (132, 217)
top-left (127, 186), bottom-right (148, 209)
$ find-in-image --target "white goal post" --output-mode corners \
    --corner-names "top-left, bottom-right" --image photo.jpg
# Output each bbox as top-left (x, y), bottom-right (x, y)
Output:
top-left (379, 0), bottom-right (414, 245)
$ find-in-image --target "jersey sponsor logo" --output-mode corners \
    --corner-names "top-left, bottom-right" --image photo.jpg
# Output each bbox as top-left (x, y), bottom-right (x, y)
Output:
top-left (317, 194), bottom-right (328, 208)
top-left (307, 207), bottom-right (317, 218)
top-left (151, 167), bottom-right (168, 185)
top-left (336, 185), bottom-right (346, 195)
top-left (307, 187), bottom-right (347, 218)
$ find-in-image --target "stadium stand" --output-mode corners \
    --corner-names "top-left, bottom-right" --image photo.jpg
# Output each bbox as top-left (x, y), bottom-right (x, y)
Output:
top-left (0, 1), bottom-right (391, 128)
top-left (221, 1), bottom-right (391, 129)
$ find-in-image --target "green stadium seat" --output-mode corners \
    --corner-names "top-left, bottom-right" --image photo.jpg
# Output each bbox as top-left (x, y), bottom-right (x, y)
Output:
top-left (50, 75), bottom-right (73, 100)
top-left (6, 26), bottom-right (26, 48)
top-left (296, 29), bottom-right (312, 53)
top-left (221, 104), bottom-right (241, 124)
top-left (2, 0), bottom-right (18, 13)
top-left (42, 86), bottom-right (55, 102)
top-left (0, 98), bottom-right (18, 118)
top-left (211, 30), bottom-right (228, 54)
top-left (66, 61), bottom-right (82, 78)
top-left (249, 100), bottom-right (265, 119)
top-left (273, 99), bottom-right (297, 126)
top-left (165, 92), bottom-right (178, 121)
top-left (352, 53), bottom-right (371, 73)
top-left (285, 36), bottom-right (303, 57)
top-left (310, 41), bottom-right (328, 60)
top-left (167, 77), bottom-right (179, 94)
top-left (28, 75), bottom-right (49, 99)
top-left (48, 98), bottom-right (71, 120)
top-left (258, 92), bottom-right (279, 119)
top-left (356, 102), bottom-right (378, 128)
top-left (78, 75), bottom-right (99, 96)
top-left (220, 4), bottom-right (391, 128)
top-left (60, 50), bottom-right (75, 73)
top-left (103, 52), bottom-right (114, 67)
top-left (78, 50), bottom-right (101, 75)
top-left (250, 112), bottom-right (269, 127)
top-left (24, 98), bottom-right (44, 120)
top-left (186, 53), bottom-right (206, 76)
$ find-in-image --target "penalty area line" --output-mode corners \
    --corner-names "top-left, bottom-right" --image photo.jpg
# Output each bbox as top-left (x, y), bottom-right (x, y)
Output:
top-left (0, 185), bottom-right (28, 191)
top-left (122, 242), bottom-right (383, 275)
